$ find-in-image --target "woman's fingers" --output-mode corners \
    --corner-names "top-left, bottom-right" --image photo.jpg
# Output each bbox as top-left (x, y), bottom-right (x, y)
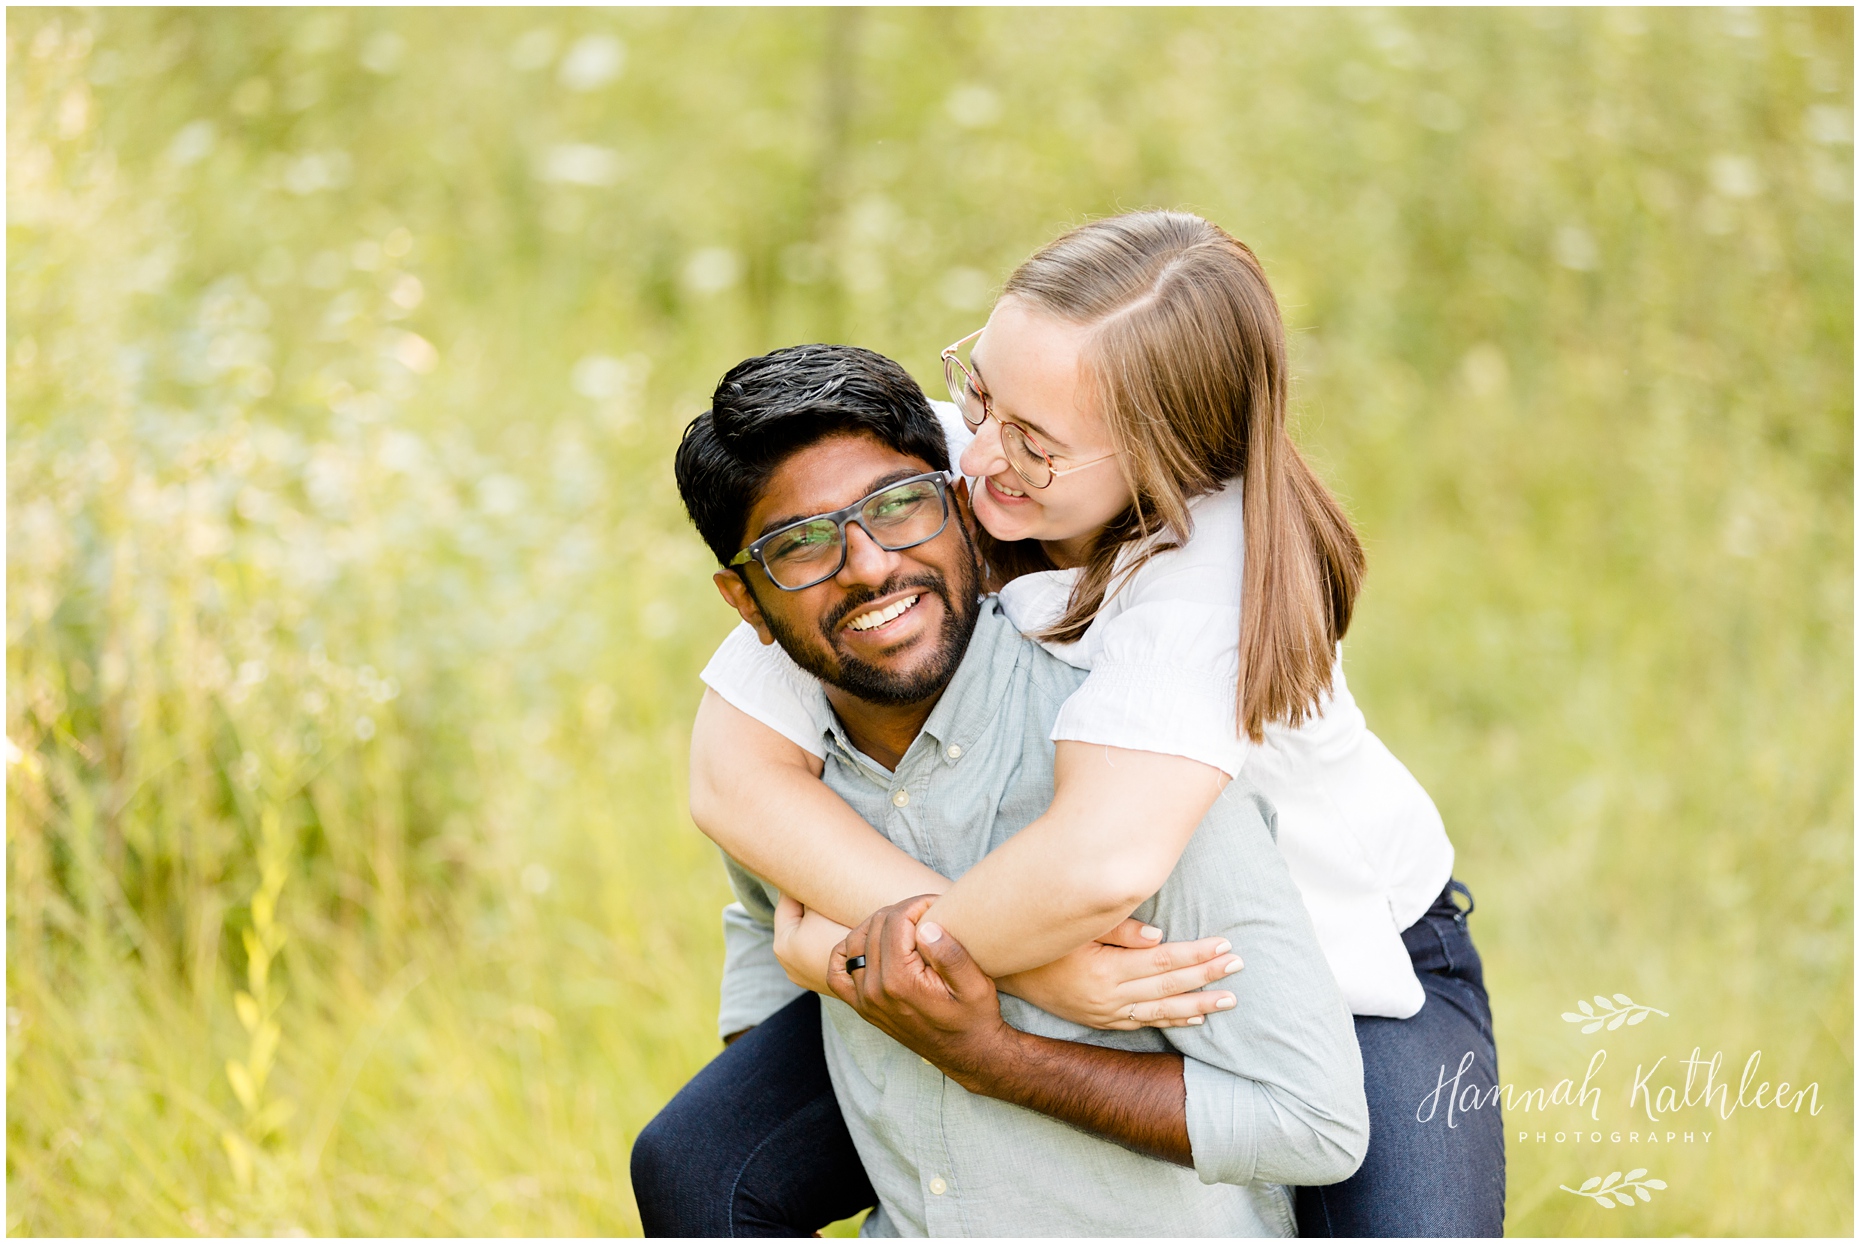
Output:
top-left (1134, 935), bottom-right (1232, 975)
top-left (1125, 990), bottom-right (1238, 1027)
top-left (1131, 951), bottom-right (1244, 1002)
top-left (1095, 917), bottom-right (1165, 949)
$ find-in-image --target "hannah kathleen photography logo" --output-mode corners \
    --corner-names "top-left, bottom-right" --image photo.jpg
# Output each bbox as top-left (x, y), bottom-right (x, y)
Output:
top-left (1562, 993), bottom-right (1669, 1033)
top-left (1559, 1168), bottom-right (1668, 1209)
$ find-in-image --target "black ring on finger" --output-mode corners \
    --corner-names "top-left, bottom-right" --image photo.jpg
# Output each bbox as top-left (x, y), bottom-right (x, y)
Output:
top-left (845, 955), bottom-right (868, 972)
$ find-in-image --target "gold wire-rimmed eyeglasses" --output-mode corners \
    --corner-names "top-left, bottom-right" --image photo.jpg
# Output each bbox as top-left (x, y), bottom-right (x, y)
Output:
top-left (940, 327), bottom-right (1116, 490)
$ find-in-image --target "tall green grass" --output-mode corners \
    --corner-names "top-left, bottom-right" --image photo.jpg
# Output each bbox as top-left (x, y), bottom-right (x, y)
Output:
top-left (7, 8), bottom-right (1850, 1235)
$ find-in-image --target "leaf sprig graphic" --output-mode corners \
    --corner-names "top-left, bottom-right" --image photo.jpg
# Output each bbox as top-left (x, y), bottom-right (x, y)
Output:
top-left (1561, 993), bottom-right (1669, 1033)
top-left (1560, 1169), bottom-right (1666, 1208)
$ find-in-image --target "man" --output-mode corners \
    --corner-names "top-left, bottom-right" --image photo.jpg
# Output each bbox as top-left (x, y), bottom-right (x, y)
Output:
top-left (635, 344), bottom-right (1368, 1236)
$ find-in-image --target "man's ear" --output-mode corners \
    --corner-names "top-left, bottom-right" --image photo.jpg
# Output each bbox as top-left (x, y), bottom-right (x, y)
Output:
top-left (950, 477), bottom-right (998, 594)
top-left (713, 569), bottom-right (777, 645)
top-left (952, 477), bottom-right (978, 539)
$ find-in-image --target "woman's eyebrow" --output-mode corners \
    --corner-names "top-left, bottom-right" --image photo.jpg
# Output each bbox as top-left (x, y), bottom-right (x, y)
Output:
top-left (969, 357), bottom-right (1069, 451)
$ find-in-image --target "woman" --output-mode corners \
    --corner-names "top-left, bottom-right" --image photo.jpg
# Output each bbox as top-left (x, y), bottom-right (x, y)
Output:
top-left (640, 211), bottom-right (1503, 1236)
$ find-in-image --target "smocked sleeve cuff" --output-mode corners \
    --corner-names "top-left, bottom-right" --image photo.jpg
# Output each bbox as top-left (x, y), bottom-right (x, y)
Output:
top-left (699, 621), bottom-right (831, 759)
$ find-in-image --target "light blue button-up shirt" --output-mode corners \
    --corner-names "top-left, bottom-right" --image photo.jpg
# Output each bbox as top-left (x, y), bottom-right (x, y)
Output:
top-left (721, 600), bottom-right (1368, 1236)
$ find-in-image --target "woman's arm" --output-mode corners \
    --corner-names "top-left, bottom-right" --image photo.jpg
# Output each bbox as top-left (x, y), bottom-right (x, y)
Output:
top-left (690, 689), bottom-right (949, 928)
top-left (693, 693), bottom-right (1225, 977)
top-left (922, 742), bottom-right (1229, 975)
top-left (770, 897), bottom-right (849, 994)
top-left (773, 895), bottom-right (1243, 1030)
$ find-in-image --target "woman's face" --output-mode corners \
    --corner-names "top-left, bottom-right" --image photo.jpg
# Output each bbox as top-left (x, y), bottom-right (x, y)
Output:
top-left (957, 298), bottom-right (1131, 568)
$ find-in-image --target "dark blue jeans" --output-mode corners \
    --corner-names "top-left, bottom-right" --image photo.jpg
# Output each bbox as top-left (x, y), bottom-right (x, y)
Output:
top-left (1294, 880), bottom-right (1507, 1237)
top-left (631, 989), bottom-right (875, 1236)
top-left (632, 881), bottom-right (1504, 1237)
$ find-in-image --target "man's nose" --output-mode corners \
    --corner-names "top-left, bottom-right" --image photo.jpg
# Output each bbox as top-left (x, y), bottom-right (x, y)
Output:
top-left (836, 521), bottom-right (902, 588)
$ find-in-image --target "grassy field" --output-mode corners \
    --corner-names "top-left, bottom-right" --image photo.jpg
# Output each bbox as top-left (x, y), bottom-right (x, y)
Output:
top-left (7, 8), bottom-right (1851, 1235)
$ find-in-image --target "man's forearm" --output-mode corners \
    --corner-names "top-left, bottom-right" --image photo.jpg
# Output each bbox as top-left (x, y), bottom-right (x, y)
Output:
top-left (955, 1031), bottom-right (1191, 1167)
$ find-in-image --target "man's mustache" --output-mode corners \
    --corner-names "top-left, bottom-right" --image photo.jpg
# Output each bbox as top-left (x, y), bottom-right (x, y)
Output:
top-left (820, 573), bottom-right (950, 639)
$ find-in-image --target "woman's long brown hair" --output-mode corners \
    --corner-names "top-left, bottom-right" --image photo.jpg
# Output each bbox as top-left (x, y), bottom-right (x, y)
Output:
top-left (987, 211), bottom-right (1365, 742)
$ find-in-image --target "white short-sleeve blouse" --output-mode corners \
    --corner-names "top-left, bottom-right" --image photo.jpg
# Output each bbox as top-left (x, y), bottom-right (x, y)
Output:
top-left (699, 402), bottom-right (1454, 1018)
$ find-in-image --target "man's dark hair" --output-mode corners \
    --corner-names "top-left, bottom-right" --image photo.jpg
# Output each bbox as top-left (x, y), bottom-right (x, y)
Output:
top-left (675, 344), bottom-right (950, 565)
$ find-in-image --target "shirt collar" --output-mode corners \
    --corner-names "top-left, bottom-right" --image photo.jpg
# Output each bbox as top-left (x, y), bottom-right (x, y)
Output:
top-left (820, 597), bottom-right (1022, 780)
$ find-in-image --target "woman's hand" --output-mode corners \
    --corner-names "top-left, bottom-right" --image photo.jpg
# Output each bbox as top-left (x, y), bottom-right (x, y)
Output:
top-left (997, 917), bottom-right (1244, 1030)
top-left (771, 894), bottom-right (851, 995)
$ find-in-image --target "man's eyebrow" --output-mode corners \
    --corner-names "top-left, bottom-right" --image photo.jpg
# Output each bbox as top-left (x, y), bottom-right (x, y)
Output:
top-left (752, 468), bottom-right (934, 540)
top-left (969, 356), bottom-right (1067, 452)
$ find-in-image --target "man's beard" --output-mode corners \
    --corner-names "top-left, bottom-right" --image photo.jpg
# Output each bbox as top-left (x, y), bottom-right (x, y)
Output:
top-left (759, 539), bottom-right (983, 708)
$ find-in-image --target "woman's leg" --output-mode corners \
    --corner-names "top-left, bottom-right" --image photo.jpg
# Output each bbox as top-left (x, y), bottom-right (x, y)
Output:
top-left (1295, 882), bottom-right (1507, 1237)
top-left (631, 992), bottom-right (877, 1237)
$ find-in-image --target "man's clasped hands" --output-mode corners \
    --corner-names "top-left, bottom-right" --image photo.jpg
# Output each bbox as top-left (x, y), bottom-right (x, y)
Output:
top-left (772, 895), bottom-right (1245, 1094)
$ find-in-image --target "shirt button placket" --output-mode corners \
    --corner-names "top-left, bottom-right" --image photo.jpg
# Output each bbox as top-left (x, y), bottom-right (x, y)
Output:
top-left (918, 1059), bottom-right (956, 1234)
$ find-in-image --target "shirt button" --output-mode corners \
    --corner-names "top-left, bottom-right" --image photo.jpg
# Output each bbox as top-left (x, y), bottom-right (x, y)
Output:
top-left (892, 789), bottom-right (910, 807)
top-left (929, 1177), bottom-right (948, 1196)
top-left (946, 744), bottom-right (962, 760)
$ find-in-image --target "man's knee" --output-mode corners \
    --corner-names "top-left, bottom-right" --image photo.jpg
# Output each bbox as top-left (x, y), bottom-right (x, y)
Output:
top-left (631, 1097), bottom-right (719, 1235)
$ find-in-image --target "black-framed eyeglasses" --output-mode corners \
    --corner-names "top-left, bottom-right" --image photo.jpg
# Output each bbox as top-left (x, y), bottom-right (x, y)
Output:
top-left (728, 471), bottom-right (955, 591)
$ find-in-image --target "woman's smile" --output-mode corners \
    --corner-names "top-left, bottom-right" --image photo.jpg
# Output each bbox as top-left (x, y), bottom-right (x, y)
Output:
top-left (955, 299), bottom-right (1131, 561)
top-left (983, 474), bottom-right (1031, 504)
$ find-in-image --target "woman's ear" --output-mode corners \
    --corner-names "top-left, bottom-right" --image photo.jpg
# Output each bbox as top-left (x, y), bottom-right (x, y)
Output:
top-left (713, 569), bottom-right (776, 645)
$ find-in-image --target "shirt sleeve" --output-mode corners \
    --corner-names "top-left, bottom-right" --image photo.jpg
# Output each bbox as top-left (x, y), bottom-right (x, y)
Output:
top-left (718, 902), bottom-right (805, 1039)
top-left (699, 622), bottom-right (833, 759)
top-left (931, 399), bottom-right (975, 474)
top-left (1141, 783), bottom-right (1371, 1187)
top-left (716, 854), bottom-right (804, 1039)
top-left (1048, 596), bottom-right (1250, 776)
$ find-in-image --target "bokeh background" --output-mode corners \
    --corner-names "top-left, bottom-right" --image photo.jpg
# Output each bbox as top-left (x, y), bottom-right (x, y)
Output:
top-left (7, 7), bottom-right (1851, 1236)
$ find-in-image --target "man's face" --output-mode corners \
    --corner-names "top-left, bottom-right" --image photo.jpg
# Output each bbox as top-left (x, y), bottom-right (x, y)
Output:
top-left (714, 433), bottom-right (982, 707)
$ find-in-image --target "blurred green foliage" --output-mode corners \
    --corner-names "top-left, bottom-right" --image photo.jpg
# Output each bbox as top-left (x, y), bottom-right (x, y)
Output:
top-left (7, 7), bottom-right (1851, 1236)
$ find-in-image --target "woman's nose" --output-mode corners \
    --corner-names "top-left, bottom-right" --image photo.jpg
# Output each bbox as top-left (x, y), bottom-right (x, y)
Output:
top-left (959, 414), bottom-right (1009, 480)
top-left (837, 521), bottom-right (901, 587)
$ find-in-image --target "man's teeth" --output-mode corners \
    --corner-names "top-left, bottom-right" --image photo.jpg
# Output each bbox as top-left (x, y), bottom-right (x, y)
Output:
top-left (848, 595), bottom-right (920, 632)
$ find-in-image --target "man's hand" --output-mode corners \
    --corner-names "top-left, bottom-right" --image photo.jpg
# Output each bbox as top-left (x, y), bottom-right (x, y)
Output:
top-left (999, 920), bottom-right (1243, 1031)
top-left (826, 895), bottom-right (1020, 1096)
top-left (827, 895), bottom-right (1193, 1166)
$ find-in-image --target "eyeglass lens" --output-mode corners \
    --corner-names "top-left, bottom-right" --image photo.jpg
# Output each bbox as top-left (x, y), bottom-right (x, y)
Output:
top-left (943, 355), bottom-right (1054, 489)
top-left (760, 480), bottom-right (947, 589)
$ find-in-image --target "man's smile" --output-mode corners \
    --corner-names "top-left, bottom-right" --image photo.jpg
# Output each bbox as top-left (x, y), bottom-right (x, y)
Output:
top-left (846, 593), bottom-right (921, 633)
top-left (830, 583), bottom-right (945, 655)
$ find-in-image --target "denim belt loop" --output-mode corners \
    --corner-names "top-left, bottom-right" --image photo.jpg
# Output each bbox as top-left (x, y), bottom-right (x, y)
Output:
top-left (1447, 878), bottom-right (1475, 929)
